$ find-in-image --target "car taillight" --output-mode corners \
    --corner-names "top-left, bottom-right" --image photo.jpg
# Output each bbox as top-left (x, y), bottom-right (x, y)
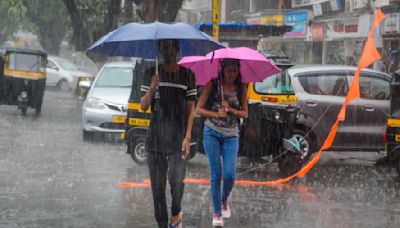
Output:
top-left (383, 127), bottom-right (387, 142)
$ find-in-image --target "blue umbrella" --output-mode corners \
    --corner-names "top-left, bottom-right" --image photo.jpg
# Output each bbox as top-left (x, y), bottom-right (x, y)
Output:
top-left (85, 21), bottom-right (224, 59)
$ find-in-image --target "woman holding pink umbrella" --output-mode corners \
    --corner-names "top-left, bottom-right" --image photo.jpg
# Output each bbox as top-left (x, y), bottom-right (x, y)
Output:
top-left (180, 47), bottom-right (280, 226)
top-left (196, 58), bottom-right (248, 227)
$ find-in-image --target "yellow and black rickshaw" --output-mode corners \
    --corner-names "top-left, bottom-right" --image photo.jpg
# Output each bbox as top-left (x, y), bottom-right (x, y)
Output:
top-left (240, 56), bottom-right (311, 175)
top-left (385, 69), bottom-right (400, 173)
top-left (0, 48), bottom-right (47, 115)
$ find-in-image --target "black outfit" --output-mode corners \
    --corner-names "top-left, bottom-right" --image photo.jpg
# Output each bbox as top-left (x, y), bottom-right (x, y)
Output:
top-left (140, 65), bottom-right (196, 228)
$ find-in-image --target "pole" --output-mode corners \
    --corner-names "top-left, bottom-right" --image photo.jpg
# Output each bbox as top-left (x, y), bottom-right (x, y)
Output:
top-left (212, 0), bottom-right (219, 41)
top-left (322, 41), bottom-right (327, 64)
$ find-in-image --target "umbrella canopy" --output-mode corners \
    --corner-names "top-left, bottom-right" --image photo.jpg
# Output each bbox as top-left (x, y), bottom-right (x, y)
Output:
top-left (178, 47), bottom-right (282, 85)
top-left (85, 21), bottom-right (224, 59)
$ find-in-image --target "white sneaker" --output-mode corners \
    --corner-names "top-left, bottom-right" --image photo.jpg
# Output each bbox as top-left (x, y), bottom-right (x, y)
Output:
top-left (212, 213), bottom-right (224, 227)
top-left (221, 203), bottom-right (231, 219)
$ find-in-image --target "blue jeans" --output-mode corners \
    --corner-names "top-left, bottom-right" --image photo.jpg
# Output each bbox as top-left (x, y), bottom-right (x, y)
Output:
top-left (203, 125), bottom-right (239, 216)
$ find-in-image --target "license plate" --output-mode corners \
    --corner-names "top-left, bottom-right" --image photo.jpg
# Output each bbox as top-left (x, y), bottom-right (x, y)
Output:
top-left (396, 135), bottom-right (400, 142)
top-left (129, 118), bottom-right (150, 127)
top-left (113, 116), bottom-right (126, 123)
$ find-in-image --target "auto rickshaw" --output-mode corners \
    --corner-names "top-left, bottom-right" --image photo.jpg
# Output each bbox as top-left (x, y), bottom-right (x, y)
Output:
top-left (385, 69), bottom-right (400, 173)
top-left (0, 48), bottom-right (47, 115)
top-left (241, 59), bottom-right (308, 176)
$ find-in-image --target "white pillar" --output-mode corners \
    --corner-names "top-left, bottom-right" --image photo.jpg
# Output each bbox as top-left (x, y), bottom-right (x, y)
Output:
top-left (250, 0), bottom-right (257, 13)
top-left (221, 0), bottom-right (227, 23)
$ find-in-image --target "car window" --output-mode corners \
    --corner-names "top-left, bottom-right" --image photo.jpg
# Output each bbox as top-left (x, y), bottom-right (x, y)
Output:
top-left (95, 67), bottom-right (133, 87)
top-left (254, 65), bottom-right (294, 95)
top-left (54, 58), bottom-right (78, 71)
top-left (359, 76), bottom-right (390, 100)
top-left (46, 60), bottom-right (57, 69)
top-left (298, 74), bottom-right (348, 96)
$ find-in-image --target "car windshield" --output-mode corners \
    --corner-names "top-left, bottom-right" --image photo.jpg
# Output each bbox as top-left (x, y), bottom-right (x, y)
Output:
top-left (7, 53), bottom-right (45, 73)
top-left (55, 58), bottom-right (78, 71)
top-left (254, 65), bottom-right (294, 95)
top-left (95, 67), bottom-right (133, 87)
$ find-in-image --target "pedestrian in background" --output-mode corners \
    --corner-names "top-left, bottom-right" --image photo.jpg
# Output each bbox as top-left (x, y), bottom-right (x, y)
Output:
top-left (389, 48), bottom-right (399, 74)
top-left (140, 39), bottom-right (196, 228)
top-left (195, 58), bottom-right (248, 227)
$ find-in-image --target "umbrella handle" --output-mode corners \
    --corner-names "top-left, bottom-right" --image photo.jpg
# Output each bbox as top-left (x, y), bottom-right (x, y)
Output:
top-left (155, 56), bottom-right (159, 75)
top-left (153, 56), bottom-right (160, 111)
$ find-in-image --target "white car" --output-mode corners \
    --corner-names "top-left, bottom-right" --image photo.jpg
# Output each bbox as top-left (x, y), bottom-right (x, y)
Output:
top-left (46, 56), bottom-right (93, 91)
top-left (81, 61), bottom-right (136, 140)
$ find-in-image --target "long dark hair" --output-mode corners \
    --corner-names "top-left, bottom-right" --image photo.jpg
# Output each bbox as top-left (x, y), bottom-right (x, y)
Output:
top-left (217, 58), bottom-right (243, 107)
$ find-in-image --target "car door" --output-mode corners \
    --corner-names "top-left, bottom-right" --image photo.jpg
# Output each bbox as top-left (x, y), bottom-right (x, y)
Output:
top-left (293, 71), bottom-right (350, 149)
top-left (347, 72), bottom-right (390, 151)
top-left (46, 59), bottom-right (60, 86)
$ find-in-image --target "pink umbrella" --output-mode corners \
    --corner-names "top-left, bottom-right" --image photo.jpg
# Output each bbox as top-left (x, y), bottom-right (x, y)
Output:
top-left (178, 47), bottom-right (281, 85)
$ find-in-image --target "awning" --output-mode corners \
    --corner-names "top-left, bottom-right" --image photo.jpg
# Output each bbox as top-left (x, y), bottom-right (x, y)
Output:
top-left (196, 22), bottom-right (293, 37)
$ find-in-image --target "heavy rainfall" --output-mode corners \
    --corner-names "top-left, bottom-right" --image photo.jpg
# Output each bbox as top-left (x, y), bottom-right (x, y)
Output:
top-left (0, 0), bottom-right (400, 227)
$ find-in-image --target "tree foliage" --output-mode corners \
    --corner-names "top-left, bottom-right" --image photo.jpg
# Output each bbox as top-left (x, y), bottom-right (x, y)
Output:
top-left (64, 0), bottom-right (184, 51)
top-left (0, 1), bottom-right (26, 46)
top-left (23, 0), bottom-right (68, 55)
top-left (63, 0), bottom-right (125, 51)
top-left (0, 0), bottom-right (185, 53)
top-left (133, 0), bottom-right (184, 22)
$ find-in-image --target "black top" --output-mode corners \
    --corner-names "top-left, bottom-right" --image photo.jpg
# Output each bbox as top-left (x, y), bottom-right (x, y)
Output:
top-left (140, 65), bottom-right (197, 155)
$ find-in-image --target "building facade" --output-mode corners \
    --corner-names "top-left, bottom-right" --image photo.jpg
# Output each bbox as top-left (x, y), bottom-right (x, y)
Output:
top-left (179, 0), bottom-right (399, 68)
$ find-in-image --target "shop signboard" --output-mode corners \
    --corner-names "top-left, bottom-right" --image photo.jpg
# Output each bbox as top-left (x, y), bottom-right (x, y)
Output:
top-left (354, 0), bottom-right (369, 9)
top-left (313, 4), bottom-right (323, 17)
top-left (292, 0), bottom-right (330, 7)
top-left (247, 14), bottom-right (284, 26)
top-left (384, 13), bottom-right (400, 34)
top-left (325, 14), bottom-right (370, 39)
top-left (182, 0), bottom-right (210, 10)
top-left (375, 0), bottom-right (390, 7)
top-left (247, 17), bottom-right (264, 25)
top-left (284, 10), bottom-right (308, 37)
top-left (311, 22), bottom-right (326, 41)
top-left (263, 15), bottom-right (284, 26)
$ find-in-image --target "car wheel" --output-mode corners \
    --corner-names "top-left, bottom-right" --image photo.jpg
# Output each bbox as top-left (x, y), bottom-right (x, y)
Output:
top-left (83, 130), bottom-right (94, 141)
top-left (58, 80), bottom-right (71, 92)
top-left (291, 129), bottom-right (316, 162)
top-left (35, 95), bottom-right (43, 115)
top-left (129, 137), bottom-right (148, 165)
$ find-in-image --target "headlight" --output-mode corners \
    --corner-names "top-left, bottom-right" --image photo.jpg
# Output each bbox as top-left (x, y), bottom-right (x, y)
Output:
top-left (275, 111), bottom-right (280, 120)
top-left (86, 97), bottom-right (106, 109)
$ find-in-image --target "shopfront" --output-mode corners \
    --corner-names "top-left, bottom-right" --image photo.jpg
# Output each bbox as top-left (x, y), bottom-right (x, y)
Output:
top-left (256, 10), bottom-right (312, 64)
top-left (310, 14), bottom-right (371, 65)
top-left (382, 12), bottom-right (400, 72)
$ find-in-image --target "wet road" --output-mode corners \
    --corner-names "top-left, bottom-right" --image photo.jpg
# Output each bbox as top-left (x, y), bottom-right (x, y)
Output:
top-left (1, 90), bottom-right (400, 228)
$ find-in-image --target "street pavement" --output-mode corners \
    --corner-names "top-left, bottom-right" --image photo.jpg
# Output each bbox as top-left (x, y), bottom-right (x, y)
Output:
top-left (1, 89), bottom-right (400, 228)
